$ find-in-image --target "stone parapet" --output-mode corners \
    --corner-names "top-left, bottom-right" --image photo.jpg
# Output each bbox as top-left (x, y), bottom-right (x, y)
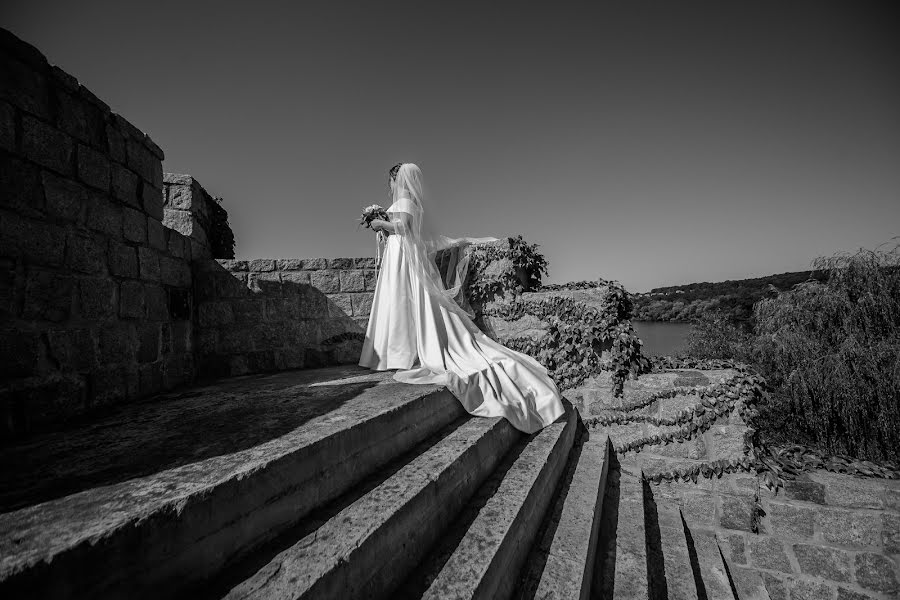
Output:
top-left (192, 257), bottom-right (377, 378)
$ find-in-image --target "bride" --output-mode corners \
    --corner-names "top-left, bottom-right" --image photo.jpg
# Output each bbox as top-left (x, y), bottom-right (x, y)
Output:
top-left (358, 163), bottom-right (565, 434)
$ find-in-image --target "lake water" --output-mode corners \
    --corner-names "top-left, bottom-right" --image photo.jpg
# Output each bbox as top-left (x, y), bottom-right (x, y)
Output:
top-left (631, 321), bottom-right (693, 356)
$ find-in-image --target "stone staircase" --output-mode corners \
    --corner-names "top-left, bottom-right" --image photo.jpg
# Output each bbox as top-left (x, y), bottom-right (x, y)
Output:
top-left (3, 365), bottom-right (894, 599)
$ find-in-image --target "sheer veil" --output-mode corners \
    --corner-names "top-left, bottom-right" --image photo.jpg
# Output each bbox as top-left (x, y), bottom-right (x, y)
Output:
top-left (388, 163), bottom-right (497, 317)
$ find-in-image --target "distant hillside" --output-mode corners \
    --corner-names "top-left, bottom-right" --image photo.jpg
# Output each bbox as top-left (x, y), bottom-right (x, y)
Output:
top-left (631, 270), bottom-right (829, 323)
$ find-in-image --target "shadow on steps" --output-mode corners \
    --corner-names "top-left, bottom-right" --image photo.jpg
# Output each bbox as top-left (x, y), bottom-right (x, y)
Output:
top-left (642, 478), bottom-right (668, 600)
top-left (681, 512), bottom-right (709, 600)
top-left (187, 415), bottom-right (470, 600)
top-left (592, 447), bottom-right (620, 599)
top-left (514, 420), bottom-right (588, 600)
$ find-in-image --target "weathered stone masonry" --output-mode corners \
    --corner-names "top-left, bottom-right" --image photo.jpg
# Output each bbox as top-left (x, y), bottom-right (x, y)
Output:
top-left (0, 28), bottom-right (376, 439)
top-left (0, 28), bottom-right (195, 438)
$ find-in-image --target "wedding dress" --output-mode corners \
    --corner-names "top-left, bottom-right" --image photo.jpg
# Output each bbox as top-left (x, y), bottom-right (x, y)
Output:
top-left (358, 163), bottom-right (565, 434)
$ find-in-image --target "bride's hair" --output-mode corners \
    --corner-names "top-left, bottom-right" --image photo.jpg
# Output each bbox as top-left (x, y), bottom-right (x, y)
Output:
top-left (388, 162), bottom-right (403, 182)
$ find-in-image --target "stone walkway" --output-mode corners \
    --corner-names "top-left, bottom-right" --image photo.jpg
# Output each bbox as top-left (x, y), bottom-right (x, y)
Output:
top-left (566, 369), bottom-right (900, 600)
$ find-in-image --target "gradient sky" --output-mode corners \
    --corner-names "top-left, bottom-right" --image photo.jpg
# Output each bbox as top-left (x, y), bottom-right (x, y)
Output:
top-left (3, 1), bottom-right (898, 292)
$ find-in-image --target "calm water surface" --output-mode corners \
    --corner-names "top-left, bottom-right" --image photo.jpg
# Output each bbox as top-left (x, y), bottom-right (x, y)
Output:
top-left (632, 321), bottom-right (693, 356)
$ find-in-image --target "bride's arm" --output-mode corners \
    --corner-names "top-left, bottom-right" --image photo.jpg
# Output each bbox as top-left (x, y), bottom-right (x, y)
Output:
top-left (372, 213), bottom-right (411, 235)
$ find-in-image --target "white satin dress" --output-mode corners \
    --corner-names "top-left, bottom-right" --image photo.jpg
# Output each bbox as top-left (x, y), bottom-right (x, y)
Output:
top-left (359, 198), bottom-right (565, 434)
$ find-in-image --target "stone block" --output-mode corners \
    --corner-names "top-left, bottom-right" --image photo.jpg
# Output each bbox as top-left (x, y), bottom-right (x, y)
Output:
top-left (328, 293), bottom-right (352, 317)
top-left (41, 170), bottom-right (87, 222)
top-left (836, 587), bottom-right (878, 600)
top-left (351, 292), bottom-right (374, 317)
top-left (818, 473), bottom-right (885, 509)
top-left (0, 212), bottom-right (66, 267)
top-left (143, 134), bottom-right (164, 160)
top-left (105, 121), bottom-right (126, 163)
top-left (199, 301), bottom-right (235, 327)
top-left (854, 553), bottom-right (898, 594)
top-left (1, 155), bottom-right (44, 217)
top-left (22, 270), bottom-right (73, 322)
top-left (147, 218), bottom-right (166, 250)
top-left (137, 324), bottom-right (160, 363)
top-left (0, 53), bottom-right (50, 119)
top-left (108, 242), bottom-right (138, 278)
top-left (761, 572), bottom-right (788, 600)
top-left (164, 173), bottom-right (193, 186)
top-left (122, 207), bottom-right (147, 243)
top-left (231, 298), bottom-right (265, 323)
top-left (163, 208), bottom-right (194, 237)
top-left (76, 143), bottom-right (109, 191)
top-left (85, 193), bottom-right (123, 237)
top-left (748, 536), bottom-right (792, 572)
top-left (248, 272), bottom-right (282, 295)
top-left (125, 137), bottom-right (162, 188)
top-left (789, 579), bottom-right (836, 600)
top-left (282, 271), bottom-right (311, 286)
top-left (328, 257), bottom-right (353, 269)
top-left (0, 101), bottom-right (12, 151)
top-left (718, 532), bottom-right (746, 565)
top-left (817, 508), bottom-right (881, 547)
top-left (310, 270), bottom-right (340, 293)
top-left (196, 328), bottom-right (217, 354)
top-left (138, 247), bottom-right (160, 281)
top-left (145, 285), bottom-right (169, 321)
top-left (784, 478), bottom-right (826, 505)
top-left (218, 326), bottom-right (256, 354)
top-left (160, 255), bottom-right (191, 288)
top-left (162, 352), bottom-right (193, 389)
top-left (89, 365), bottom-right (131, 404)
top-left (65, 231), bottom-right (106, 275)
top-left (167, 230), bottom-right (187, 259)
top-left (77, 277), bottom-right (116, 320)
top-left (217, 259), bottom-right (248, 271)
top-left (363, 269), bottom-right (378, 290)
top-left (793, 544), bottom-right (852, 582)
top-left (298, 286), bottom-right (328, 318)
top-left (340, 270), bottom-right (365, 292)
top-left (165, 321), bottom-right (192, 353)
top-left (119, 280), bottom-right (145, 319)
top-left (883, 513), bottom-right (900, 554)
top-left (96, 323), bottom-right (136, 364)
top-left (166, 182), bottom-right (193, 209)
top-left (0, 329), bottom-right (42, 378)
top-left (355, 257), bottom-right (376, 269)
top-left (248, 258), bottom-right (275, 272)
top-left (884, 488), bottom-right (900, 512)
top-left (110, 162), bottom-right (139, 207)
top-left (46, 328), bottom-right (95, 372)
top-left (767, 502), bottom-right (815, 539)
top-left (301, 257), bottom-right (327, 270)
top-left (277, 258), bottom-right (304, 271)
top-left (140, 181), bottom-right (164, 221)
top-left (54, 87), bottom-right (105, 148)
top-left (22, 114), bottom-right (73, 175)
top-left (680, 491), bottom-right (717, 527)
top-left (138, 362), bottom-right (162, 397)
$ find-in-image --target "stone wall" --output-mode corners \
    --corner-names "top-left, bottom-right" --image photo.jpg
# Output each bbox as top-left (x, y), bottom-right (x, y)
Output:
top-left (163, 173), bottom-right (234, 260)
top-left (0, 28), bottom-right (196, 438)
top-left (193, 257), bottom-right (376, 379)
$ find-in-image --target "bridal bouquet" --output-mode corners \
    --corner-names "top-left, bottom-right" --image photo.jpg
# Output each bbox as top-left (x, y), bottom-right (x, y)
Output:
top-left (358, 204), bottom-right (389, 268)
top-left (358, 204), bottom-right (389, 230)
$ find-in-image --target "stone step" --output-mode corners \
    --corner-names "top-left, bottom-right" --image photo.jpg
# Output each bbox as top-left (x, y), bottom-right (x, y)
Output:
top-left (0, 366), bottom-right (466, 600)
top-left (655, 505), bottom-right (700, 600)
top-left (610, 469), bottom-right (651, 600)
top-left (515, 431), bottom-right (611, 600)
top-left (411, 403), bottom-right (578, 600)
top-left (217, 414), bottom-right (521, 600)
top-left (687, 527), bottom-right (737, 600)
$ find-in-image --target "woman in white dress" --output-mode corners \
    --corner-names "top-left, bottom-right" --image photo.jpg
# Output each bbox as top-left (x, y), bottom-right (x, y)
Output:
top-left (358, 163), bottom-right (565, 434)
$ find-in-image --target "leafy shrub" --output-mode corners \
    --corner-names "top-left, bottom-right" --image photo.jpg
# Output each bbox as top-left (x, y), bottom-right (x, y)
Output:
top-left (752, 243), bottom-right (900, 461)
top-left (684, 311), bottom-right (753, 361)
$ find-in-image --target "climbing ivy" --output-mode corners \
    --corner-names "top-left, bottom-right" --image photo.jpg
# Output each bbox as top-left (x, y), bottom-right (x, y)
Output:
top-left (484, 292), bottom-right (651, 397)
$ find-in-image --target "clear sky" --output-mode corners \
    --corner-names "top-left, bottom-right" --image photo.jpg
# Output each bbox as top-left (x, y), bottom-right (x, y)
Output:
top-left (3, 1), bottom-right (898, 292)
